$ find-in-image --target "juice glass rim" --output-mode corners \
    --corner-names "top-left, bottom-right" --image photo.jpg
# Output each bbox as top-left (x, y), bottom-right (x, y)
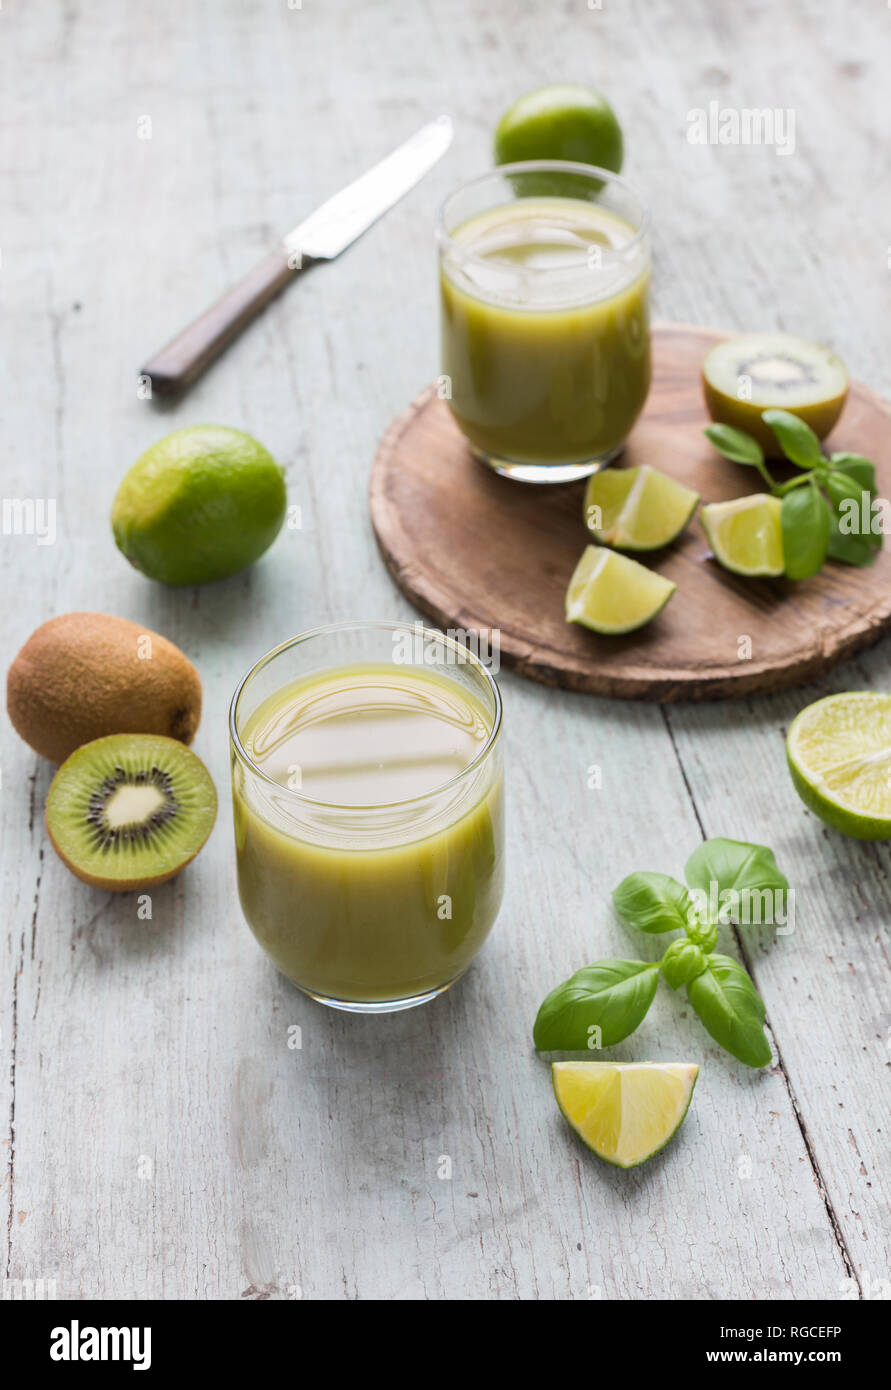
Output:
top-left (436, 159), bottom-right (651, 272)
top-left (228, 619), bottom-right (504, 812)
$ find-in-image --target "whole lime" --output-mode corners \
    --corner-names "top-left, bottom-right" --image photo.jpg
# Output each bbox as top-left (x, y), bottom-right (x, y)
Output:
top-left (112, 425), bottom-right (287, 586)
top-left (494, 84), bottom-right (624, 173)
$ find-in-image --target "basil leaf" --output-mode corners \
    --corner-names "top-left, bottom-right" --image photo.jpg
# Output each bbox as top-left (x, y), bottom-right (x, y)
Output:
top-left (684, 837), bottom-right (789, 925)
top-left (660, 938), bottom-right (708, 990)
top-left (827, 509), bottom-right (879, 567)
top-left (704, 423), bottom-right (765, 467)
top-left (825, 470), bottom-right (883, 558)
top-left (612, 871), bottom-right (693, 934)
top-left (533, 959), bottom-right (659, 1051)
top-left (830, 453), bottom-right (876, 492)
top-left (824, 470), bottom-right (865, 509)
top-left (762, 409), bottom-right (823, 470)
top-left (686, 954), bottom-right (772, 1067)
top-left (781, 479), bottom-right (829, 580)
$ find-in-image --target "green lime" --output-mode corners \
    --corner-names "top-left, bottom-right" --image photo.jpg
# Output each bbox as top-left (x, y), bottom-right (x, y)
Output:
top-left (565, 545), bottom-right (675, 635)
top-left (700, 493), bottom-right (784, 577)
top-left (112, 425), bottom-right (287, 586)
top-left (552, 1062), bottom-right (698, 1169)
top-left (584, 465), bottom-right (699, 551)
top-left (494, 84), bottom-right (624, 173)
top-left (787, 692), bottom-right (891, 839)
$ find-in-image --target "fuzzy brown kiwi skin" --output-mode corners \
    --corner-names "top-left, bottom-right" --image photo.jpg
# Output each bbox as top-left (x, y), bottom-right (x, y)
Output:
top-left (7, 612), bottom-right (202, 764)
top-left (44, 734), bottom-right (218, 892)
top-left (702, 374), bottom-right (847, 457)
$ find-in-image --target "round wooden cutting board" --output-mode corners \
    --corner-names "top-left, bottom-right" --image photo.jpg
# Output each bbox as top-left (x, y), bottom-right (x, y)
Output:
top-left (370, 324), bottom-right (891, 700)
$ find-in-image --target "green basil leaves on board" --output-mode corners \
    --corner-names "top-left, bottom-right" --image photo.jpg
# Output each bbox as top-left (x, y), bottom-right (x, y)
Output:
top-left (705, 409), bottom-right (883, 576)
top-left (780, 479), bottom-right (829, 581)
top-left (703, 422), bottom-right (776, 491)
top-left (761, 408), bottom-right (824, 471)
top-left (533, 837), bottom-right (783, 1068)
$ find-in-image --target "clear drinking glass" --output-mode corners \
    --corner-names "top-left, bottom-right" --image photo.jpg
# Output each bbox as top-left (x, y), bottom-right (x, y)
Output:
top-left (229, 621), bottom-right (504, 1013)
top-left (438, 160), bottom-right (651, 483)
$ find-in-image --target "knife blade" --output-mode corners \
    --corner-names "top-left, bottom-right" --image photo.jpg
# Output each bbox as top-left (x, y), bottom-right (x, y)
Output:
top-left (141, 115), bottom-right (453, 396)
top-left (285, 114), bottom-right (453, 261)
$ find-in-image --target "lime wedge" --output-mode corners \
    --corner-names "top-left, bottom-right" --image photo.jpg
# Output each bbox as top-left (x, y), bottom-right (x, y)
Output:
top-left (787, 692), bottom-right (891, 839)
top-left (584, 465), bottom-right (699, 550)
top-left (552, 1061), bottom-right (698, 1169)
top-left (565, 546), bottom-right (676, 634)
top-left (700, 493), bottom-right (784, 577)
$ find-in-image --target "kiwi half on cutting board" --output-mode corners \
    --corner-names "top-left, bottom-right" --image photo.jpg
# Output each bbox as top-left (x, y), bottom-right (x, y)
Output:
top-left (46, 733), bottom-right (217, 891)
top-left (702, 332), bottom-right (848, 455)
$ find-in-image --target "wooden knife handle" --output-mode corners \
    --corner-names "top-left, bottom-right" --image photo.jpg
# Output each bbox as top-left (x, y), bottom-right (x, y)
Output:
top-left (140, 247), bottom-right (298, 395)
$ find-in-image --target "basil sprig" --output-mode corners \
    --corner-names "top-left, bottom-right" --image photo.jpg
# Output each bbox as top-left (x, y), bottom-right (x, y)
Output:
top-left (533, 837), bottom-right (787, 1068)
top-left (704, 411), bottom-right (883, 577)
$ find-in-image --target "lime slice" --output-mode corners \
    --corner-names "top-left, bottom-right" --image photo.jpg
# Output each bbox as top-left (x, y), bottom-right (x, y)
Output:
top-left (566, 546), bottom-right (675, 634)
top-left (787, 692), bottom-right (891, 839)
top-left (584, 465), bottom-right (699, 550)
top-left (552, 1062), bottom-right (698, 1169)
top-left (700, 493), bottom-right (784, 577)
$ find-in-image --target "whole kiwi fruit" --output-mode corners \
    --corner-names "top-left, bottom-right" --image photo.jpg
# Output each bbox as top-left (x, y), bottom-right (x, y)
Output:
top-left (7, 612), bottom-right (202, 764)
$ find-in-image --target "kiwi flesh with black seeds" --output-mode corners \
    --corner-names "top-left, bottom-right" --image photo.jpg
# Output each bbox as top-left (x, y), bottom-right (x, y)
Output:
top-left (46, 733), bottom-right (217, 891)
top-left (702, 332), bottom-right (848, 455)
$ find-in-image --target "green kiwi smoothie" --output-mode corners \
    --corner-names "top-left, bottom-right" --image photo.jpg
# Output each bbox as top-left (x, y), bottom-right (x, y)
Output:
top-left (232, 662), bottom-right (504, 1008)
top-left (439, 192), bottom-right (650, 476)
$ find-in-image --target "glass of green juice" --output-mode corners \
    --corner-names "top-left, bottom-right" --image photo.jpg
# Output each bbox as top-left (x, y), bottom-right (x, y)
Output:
top-left (438, 160), bottom-right (651, 483)
top-left (229, 621), bottom-right (504, 1013)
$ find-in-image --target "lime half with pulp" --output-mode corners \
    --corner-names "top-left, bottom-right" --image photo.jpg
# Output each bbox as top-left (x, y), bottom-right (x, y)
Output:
top-left (566, 545), bottom-right (675, 634)
top-left (700, 493), bottom-right (784, 577)
top-left (584, 464), bottom-right (699, 551)
top-left (787, 691), bottom-right (891, 839)
top-left (552, 1061), bottom-right (698, 1169)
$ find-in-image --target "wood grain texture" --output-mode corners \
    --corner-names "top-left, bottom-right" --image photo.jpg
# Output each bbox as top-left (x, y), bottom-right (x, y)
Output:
top-left (371, 323), bottom-right (891, 700)
top-left (1, 0), bottom-right (889, 1301)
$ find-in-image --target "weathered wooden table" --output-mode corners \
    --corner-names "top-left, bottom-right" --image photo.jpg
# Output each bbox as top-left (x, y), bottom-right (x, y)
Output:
top-left (2, 0), bottom-right (889, 1300)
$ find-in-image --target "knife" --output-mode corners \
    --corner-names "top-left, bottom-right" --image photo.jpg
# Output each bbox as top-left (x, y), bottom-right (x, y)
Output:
top-left (141, 115), bottom-right (453, 396)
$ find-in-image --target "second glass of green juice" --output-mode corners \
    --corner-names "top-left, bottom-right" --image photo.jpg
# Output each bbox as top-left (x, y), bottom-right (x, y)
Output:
top-left (439, 161), bottom-right (651, 483)
top-left (230, 622), bottom-right (504, 1013)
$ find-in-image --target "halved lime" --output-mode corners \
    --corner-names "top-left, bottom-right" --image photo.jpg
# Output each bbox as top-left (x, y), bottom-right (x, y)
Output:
top-left (700, 493), bottom-right (784, 577)
top-left (566, 546), bottom-right (675, 634)
top-left (584, 465), bottom-right (699, 550)
top-left (787, 692), bottom-right (891, 839)
top-left (552, 1062), bottom-right (698, 1169)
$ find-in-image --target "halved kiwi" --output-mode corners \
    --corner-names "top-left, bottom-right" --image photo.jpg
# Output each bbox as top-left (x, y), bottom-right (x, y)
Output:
top-left (46, 733), bottom-right (217, 891)
top-left (702, 332), bottom-right (848, 455)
